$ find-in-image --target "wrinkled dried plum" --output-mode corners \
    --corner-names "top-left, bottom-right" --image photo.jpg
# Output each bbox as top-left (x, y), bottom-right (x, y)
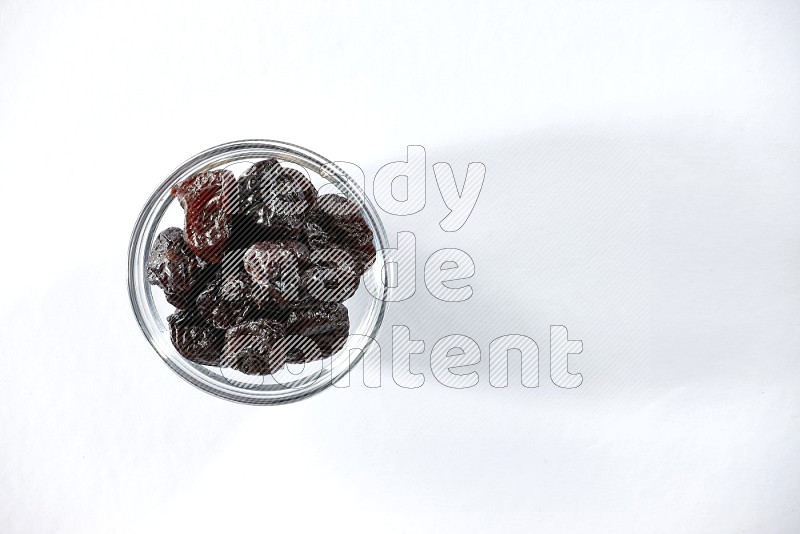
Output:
top-left (350, 240), bottom-right (376, 275)
top-left (227, 212), bottom-right (300, 252)
top-left (301, 246), bottom-right (359, 301)
top-left (286, 302), bottom-right (349, 338)
top-left (316, 194), bottom-right (363, 224)
top-left (172, 169), bottom-right (235, 264)
top-left (197, 271), bottom-right (269, 329)
top-left (146, 227), bottom-right (206, 308)
top-left (243, 241), bottom-right (310, 305)
top-left (303, 194), bottom-right (375, 275)
top-left (311, 195), bottom-right (369, 237)
top-left (221, 318), bottom-right (285, 375)
top-left (313, 328), bottom-right (348, 356)
top-left (239, 161), bottom-right (316, 230)
top-left (275, 326), bottom-right (349, 363)
top-left (167, 309), bottom-right (223, 365)
top-left (280, 303), bottom-right (349, 362)
top-left (302, 220), bottom-right (329, 249)
top-left (217, 245), bottom-right (247, 277)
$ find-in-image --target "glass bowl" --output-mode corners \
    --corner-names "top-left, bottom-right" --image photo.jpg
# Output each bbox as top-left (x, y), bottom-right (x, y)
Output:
top-left (128, 140), bottom-right (389, 405)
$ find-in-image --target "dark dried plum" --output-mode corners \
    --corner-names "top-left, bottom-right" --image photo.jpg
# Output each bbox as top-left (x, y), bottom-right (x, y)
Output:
top-left (310, 195), bottom-right (369, 237)
top-left (327, 236), bottom-right (375, 276)
top-left (316, 327), bottom-right (348, 354)
top-left (302, 266), bottom-right (358, 303)
top-left (243, 241), bottom-right (310, 305)
top-left (341, 220), bottom-right (374, 249)
top-left (316, 194), bottom-right (363, 224)
top-left (167, 309), bottom-right (223, 365)
top-left (239, 160), bottom-right (316, 230)
top-left (237, 158), bottom-right (281, 201)
top-left (350, 240), bottom-right (376, 275)
top-left (303, 194), bottom-right (376, 275)
top-left (303, 220), bottom-right (329, 249)
top-left (172, 169), bottom-right (235, 264)
top-left (303, 246), bottom-right (359, 302)
top-left (275, 326), bottom-right (349, 363)
top-left (280, 303), bottom-right (349, 362)
top-left (217, 245), bottom-right (247, 277)
top-left (146, 227), bottom-right (206, 308)
top-left (227, 213), bottom-right (300, 252)
top-left (196, 271), bottom-right (270, 329)
top-left (272, 335), bottom-right (323, 363)
top-left (221, 318), bottom-right (285, 375)
top-left (286, 302), bottom-right (349, 338)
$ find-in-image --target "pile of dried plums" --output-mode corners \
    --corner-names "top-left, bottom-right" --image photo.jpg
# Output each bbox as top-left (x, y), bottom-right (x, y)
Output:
top-left (146, 158), bottom-right (376, 375)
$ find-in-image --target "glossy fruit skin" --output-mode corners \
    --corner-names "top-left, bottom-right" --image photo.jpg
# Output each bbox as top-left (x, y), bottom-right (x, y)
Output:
top-left (172, 169), bottom-right (236, 264)
top-left (221, 318), bottom-right (286, 375)
top-left (286, 302), bottom-right (348, 337)
top-left (146, 227), bottom-right (207, 309)
top-left (303, 194), bottom-right (376, 275)
top-left (167, 309), bottom-right (223, 365)
top-left (280, 303), bottom-right (349, 362)
top-left (303, 245), bottom-right (360, 302)
top-left (243, 240), bottom-right (311, 305)
top-left (239, 160), bottom-right (317, 231)
top-left (196, 271), bottom-right (270, 329)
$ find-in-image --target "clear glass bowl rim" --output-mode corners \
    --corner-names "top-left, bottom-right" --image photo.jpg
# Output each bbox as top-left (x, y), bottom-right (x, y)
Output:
top-left (127, 139), bottom-right (390, 405)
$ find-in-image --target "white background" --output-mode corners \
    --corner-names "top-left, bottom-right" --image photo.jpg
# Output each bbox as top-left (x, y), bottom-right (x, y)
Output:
top-left (1, 1), bottom-right (799, 532)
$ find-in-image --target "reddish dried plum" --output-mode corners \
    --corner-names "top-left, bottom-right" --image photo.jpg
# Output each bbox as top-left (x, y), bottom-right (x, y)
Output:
top-left (243, 241), bottom-right (310, 304)
top-left (172, 169), bottom-right (235, 264)
top-left (239, 161), bottom-right (316, 230)
top-left (221, 318), bottom-right (285, 375)
top-left (167, 309), bottom-right (223, 365)
top-left (146, 227), bottom-right (206, 308)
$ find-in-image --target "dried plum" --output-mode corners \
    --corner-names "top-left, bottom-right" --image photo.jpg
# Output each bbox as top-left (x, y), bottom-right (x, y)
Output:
top-left (286, 302), bottom-right (349, 338)
top-left (303, 246), bottom-right (359, 302)
top-left (167, 309), bottom-right (223, 365)
top-left (227, 213), bottom-right (299, 252)
top-left (316, 194), bottom-right (363, 223)
top-left (243, 241), bottom-right (310, 305)
top-left (280, 303), bottom-right (349, 362)
top-left (303, 194), bottom-right (376, 275)
top-left (172, 169), bottom-right (235, 264)
top-left (350, 240), bottom-right (376, 275)
top-left (274, 332), bottom-right (347, 364)
top-left (221, 318), bottom-right (285, 375)
top-left (197, 271), bottom-right (269, 329)
top-left (146, 227), bottom-right (206, 308)
top-left (239, 161), bottom-right (316, 230)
